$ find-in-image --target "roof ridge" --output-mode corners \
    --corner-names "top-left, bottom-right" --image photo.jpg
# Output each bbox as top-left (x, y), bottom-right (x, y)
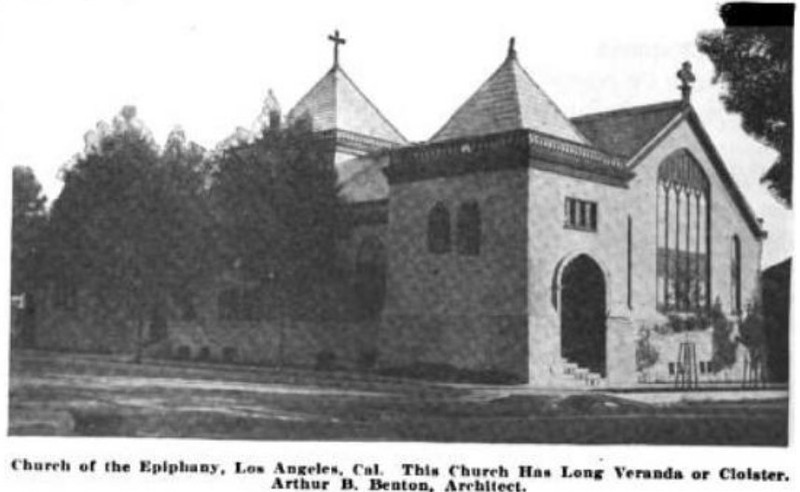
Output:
top-left (289, 67), bottom-right (337, 120)
top-left (572, 100), bottom-right (683, 121)
top-left (507, 58), bottom-right (525, 131)
top-left (512, 58), bottom-right (591, 145)
top-left (429, 59), bottom-right (513, 142)
top-left (336, 67), bottom-right (408, 143)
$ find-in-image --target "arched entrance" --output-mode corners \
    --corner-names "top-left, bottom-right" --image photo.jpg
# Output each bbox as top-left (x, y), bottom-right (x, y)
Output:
top-left (560, 254), bottom-right (607, 376)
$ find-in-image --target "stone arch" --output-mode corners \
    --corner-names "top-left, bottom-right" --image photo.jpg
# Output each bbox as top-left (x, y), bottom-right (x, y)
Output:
top-left (552, 252), bottom-right (609, 376)
top-left (551, 250), bottom-right (612, 312)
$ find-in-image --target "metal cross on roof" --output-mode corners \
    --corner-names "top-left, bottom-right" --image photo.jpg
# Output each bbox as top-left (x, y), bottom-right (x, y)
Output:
top-left (328, 29), bottom-right (346, 68)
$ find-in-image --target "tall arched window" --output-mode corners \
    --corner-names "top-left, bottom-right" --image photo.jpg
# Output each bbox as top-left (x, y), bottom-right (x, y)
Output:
top-left (731, 235), bottom-right (742, 313)
top-left (427, 202), bottom-right (451, 254)
top-left (656, 149), bottom-right (710, 312)
top-left (456, 201), bottom-right (481, 255)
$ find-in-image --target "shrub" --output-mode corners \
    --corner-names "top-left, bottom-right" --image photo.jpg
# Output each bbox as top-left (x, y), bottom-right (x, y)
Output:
top-left (197, 346), bottom-right (211, 361)
top-left (175, 345), bottom-right (191, 360)
top-left (738, 302), bottom-right (766, 350)
top-left (356, 349), bottom-right (378, 371)
top-left (222, 346), bottom-right (237, 363)
top-left (315, 350), bottom-right (336, 371)
top-left (710, 298), bottom-right (737, 373)
top-left (635, 326), bottom-right (659, 371)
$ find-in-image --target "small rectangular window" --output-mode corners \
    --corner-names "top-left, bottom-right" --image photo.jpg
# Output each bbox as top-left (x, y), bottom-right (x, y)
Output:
top-left (668, 362), bottom-right (676, 376)
top-left (565, 197), bottom-right (598, 232)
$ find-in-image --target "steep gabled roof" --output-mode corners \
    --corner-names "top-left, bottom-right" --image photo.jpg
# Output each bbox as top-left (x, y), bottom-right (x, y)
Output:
top-left (571, 101), bottom-right (684, 158)
top-left (287, 66), bottom-right (407, 145)
top-left (603, 102), bottom-right (765, 239)
top-left (431, 52), bottom-right (590, 144)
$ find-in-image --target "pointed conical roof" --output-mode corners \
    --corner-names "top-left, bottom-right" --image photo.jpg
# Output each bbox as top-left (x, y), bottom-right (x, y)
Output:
top-left (287, 66), bottom-right (407, 145)
top-left (431, 49), bottom-right (589, 144)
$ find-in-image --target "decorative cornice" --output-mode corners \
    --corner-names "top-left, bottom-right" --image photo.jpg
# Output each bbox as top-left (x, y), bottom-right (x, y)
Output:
top-left (318, 129), bottom-right (403, 155)
top-left (388, 129), bottom-right (630, 185)
top-left (527, 131), bottom-right (626, 169)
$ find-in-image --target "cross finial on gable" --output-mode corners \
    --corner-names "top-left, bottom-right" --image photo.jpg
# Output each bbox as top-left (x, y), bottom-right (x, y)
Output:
top-left (507, 37), bottom-right (517, 60)
top-left (328, 29), bottom-right (347, 68)
top-left (676, 61), bottom-right (696, 105)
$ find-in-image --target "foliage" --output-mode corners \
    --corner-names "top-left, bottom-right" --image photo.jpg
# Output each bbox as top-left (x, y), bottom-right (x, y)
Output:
top-left (709, 298), bottom-right (737, 373)
top-left (697, 9), bottom-right (793, 206)
top-left (45, 108), bottom-right (215, 357)
top-left (12, 166), bottom-right (48, 293)
top-left (210, 118), bottom-right (345, 307)
top-left (738, 302), bottom-right (767, 352)
top-left (635, 326), bottom-right (659, 372)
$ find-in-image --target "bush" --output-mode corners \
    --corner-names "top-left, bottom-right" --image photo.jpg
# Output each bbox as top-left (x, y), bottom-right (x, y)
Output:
top-left (635, 326), bottom-right (659, 372)
top-left (356, 350), bottom-right (378, 371)
top-left (315, 350), bottom-right (336, 371)
top-left (197, 346), bottom-right (211, 361)
top-left (710, 298), bottom-right (737, 373)
top-left (175, 345), bottom-right (191, 360)
top-left (222, 347), bottom-right (238, 363)
top-left (738, 302), bottom-right (766, 350)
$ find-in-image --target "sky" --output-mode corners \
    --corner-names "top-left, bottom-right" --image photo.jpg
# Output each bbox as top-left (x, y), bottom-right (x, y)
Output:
top-left (0, 0), bottom-right (793, 266)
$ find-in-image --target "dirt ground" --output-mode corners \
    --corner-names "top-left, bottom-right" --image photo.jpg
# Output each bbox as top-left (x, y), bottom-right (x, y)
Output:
top-left (7, 351), bottom-right (788, 445)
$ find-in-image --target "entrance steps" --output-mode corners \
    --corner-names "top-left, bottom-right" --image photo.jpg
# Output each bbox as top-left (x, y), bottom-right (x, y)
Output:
top-left (555, 358), bottom-right (605, 388)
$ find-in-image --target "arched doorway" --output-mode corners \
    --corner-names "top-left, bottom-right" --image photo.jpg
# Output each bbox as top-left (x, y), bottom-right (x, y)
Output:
top-left (560, 254), bottom-right (607, 376)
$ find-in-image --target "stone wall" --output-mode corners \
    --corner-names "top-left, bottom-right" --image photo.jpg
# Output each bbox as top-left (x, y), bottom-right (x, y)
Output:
top-left (525, 118), bottom-right (763, 384)
top-left (379, 314), bottom-right (528, 379)
top-left (164, 318), bottom-right (379, 370)
top-left (380, 167), bottom-right (530, 379)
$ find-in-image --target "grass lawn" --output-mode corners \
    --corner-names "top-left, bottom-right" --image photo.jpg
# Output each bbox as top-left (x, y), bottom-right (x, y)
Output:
top-left (8, 351), bottom-right (788, 445)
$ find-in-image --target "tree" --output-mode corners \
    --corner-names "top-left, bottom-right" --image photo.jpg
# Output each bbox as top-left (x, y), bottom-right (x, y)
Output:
top-left (12, 166), bottom-right (48, 294)
top-left (709, 298), bottom-right (737, 373)
top-left (697, 4), bottom-right (793, 206)
top-left (210, 117), bottom-right (344, 311)
top-left (738, 302), bottom-right (767, 384)
top-left (46, 107), bottom-right (215, 360)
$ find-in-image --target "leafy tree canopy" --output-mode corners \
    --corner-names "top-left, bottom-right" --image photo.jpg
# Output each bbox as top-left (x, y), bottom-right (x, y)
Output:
top-left (12, 166), bottom-right (48, 293)
top-left (210, 117), bottom-right (344, 292)
top-left (697, 4), bottom-right (793, 206)
top-left (47, 107), bottom-right (215, 330)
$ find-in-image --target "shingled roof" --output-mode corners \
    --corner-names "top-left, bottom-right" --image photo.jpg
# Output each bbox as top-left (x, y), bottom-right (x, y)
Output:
top-left (571, 101), bottom-right (684, 158)
top-left (287, 66), bottom-right (407, 145)
top-left (431, 49), bottom-right (590, 144)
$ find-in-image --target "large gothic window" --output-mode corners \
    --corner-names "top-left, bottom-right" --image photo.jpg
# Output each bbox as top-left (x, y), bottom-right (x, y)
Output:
top-left (656, 149), bottom-right (710, 312)
top-left (456, 201), bottom-right (481, 255)
top-left (427, 202), bottom-right (451, 254)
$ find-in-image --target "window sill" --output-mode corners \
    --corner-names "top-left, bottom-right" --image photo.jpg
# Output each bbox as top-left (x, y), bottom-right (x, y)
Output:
top-left (564, 224), bottom-right (597, 233)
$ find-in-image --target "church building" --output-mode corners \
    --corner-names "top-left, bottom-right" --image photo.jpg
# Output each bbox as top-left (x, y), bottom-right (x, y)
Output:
top-left (34, 33), bottom-right (766, 387)
top-left (314, 35), bottom-right (764, 386)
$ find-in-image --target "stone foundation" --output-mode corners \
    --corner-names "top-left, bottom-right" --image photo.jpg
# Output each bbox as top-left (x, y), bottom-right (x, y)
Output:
top-left (164, 318), bottom-right (380, 369)
top-left (379, 314), bottom-right (528, 379)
